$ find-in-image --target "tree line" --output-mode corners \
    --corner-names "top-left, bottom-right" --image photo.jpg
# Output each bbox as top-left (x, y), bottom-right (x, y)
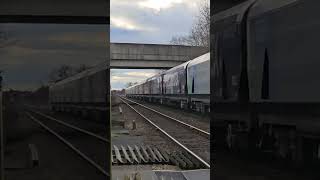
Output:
top-left (170, 0), bottom-right (210, 50)
top-left (48, 64), bottom-right (92, 83)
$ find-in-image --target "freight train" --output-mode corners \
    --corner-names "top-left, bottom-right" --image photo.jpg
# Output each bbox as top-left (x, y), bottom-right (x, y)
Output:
top-left (49, 61), bottom-right (109, 122)
top-left (212, 0), bottom-right (320, 164)
top-left (125, 52), bottom-right (210, 113)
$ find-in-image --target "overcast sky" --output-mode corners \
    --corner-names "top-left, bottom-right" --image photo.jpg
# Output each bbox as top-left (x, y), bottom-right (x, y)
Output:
top-left (110, 0), bottom-right (206, 90)
top-left (0, 0), bottom-right (206, 91)
top-left (0, 24), bottom-right (108, 91)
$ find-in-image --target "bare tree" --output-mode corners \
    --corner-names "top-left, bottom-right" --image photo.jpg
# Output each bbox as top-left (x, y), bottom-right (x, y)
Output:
top-left (48, 65), bottom-right (74, 83)
top-left (170, 0), bottom-right (210, 49)
top-left (76, 64), bottom-right (92, 73)
top-left (154, 69), bottom-right (166, 74)
top-left (49, 64), bottom-right (92, 83)
top-left (125, 82), bottom-right (138, 88)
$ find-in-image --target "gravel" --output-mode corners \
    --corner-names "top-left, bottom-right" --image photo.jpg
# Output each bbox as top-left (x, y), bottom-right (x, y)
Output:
top-left (118, 96), bottom-right (210, 168)
top-left (119, 101), bottom-right (183, 155)
top-left (4, 108), bottom-right (108, 180)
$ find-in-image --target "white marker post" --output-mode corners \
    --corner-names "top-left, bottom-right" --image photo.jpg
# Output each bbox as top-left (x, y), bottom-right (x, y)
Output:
top-left (0, 73), bottom-right (4, 180)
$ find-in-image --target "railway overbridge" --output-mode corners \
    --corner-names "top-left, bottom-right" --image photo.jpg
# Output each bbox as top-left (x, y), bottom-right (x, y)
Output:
top-left (110, 43), bottom-right (208, 69)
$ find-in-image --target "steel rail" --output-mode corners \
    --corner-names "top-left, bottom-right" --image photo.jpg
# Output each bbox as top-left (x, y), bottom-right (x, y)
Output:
top-left (120, 98), bottom-right (210, 169)
top-left (26, 112), bottom-right (109, 177)
top-left (119, 96), bottom-right (210, 138)
top-left (29, 110), bottom-right (109, 143)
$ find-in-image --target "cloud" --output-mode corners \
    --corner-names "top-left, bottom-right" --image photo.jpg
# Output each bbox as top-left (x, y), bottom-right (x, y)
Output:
top-left (137, 0), bottom-right (205, 12)
top-left (0, 45), bottom-right (68, 66)
top-left (125, 71), bottom-right (156, 78)
top-left (110, 0), bottom-right (207, 42)
top-left (47, 31), bottom-right (108, 45)
top-left (112, 0), bottom-right (204, 13)
top-left (110, 1), bottom-right (208, 89)
top-left (138, 0), bottom-right (184, 12)
top-left (0, 43), bottom-right (105, 68)
top-left (111, 75), bottom-right (140, 82)
top-left (111, 70), bottom-right (156, 83)
top-left (0, 24), bottom-right (107, 91)
top-left (111, 16), bottom-right (156, 31)
top-left (111, 69), bottom-right (161, 89)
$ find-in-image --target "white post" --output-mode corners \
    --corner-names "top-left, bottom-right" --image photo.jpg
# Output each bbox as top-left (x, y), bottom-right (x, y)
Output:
top-left (119, 106), bottom-right (122, 114)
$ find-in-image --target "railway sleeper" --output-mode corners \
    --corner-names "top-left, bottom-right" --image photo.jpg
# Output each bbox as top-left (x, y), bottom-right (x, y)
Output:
top-left (171, 152), bottom-right (188, 169)
top-left (179, 151), bottom-right (200, 169)
top-left (181, 151), bottom-right (202, 169)
top-left (111, 145), bottom-right (202, 169)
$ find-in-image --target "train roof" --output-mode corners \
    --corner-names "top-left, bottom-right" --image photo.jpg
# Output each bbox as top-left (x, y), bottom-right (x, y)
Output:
top-left (126, 72), bottom-right (162, 90)
top-left (248, 0), bottom-right (298, 19)
top-left (125, 81), bottom-right (144, 90)
top-left (145, 73), bottom-right (161, 81)
top-left (51, 60), bottom-right (108, 88)
top-left (212, 0), bottom-right (299, 23)
top-left (187, 52), bottom-right (210, 67)
top-left (213, 0), bottom-right (256, 24)
top-left (165, 60), bottom-right (191, 74)
top-left (125, 52), bottom-right (210, 90)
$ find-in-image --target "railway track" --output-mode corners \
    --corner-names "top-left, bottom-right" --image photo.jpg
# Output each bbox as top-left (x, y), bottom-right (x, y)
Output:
top-left (120, 96), bottom-right (210, 138)
top-left (119, 96), bottom-right (210, 169)
top-left (25, 110), bottom-right (110, 177)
